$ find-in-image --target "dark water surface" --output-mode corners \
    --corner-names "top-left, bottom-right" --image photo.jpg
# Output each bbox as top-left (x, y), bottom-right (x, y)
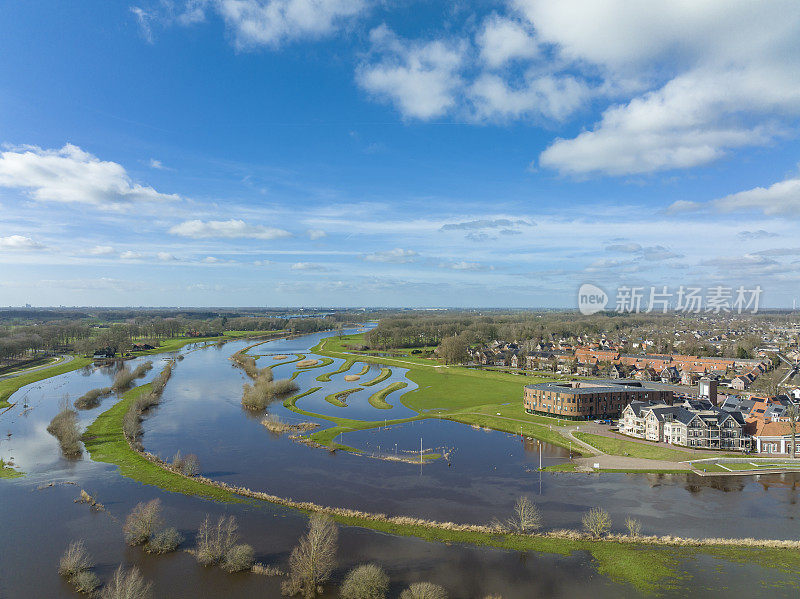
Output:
top-left (1, 330), bottom-right (798, 598)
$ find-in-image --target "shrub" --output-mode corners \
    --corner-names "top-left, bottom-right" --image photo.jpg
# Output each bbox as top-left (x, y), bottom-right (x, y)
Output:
top-left (625, 517), bottom-right (642, 538)
top-left (58, 540), bottom-right (93, 578)
top-left (112, 366), bottom-right (136, 391)
top-left (221, 543), bottom-right (255, 573)
top-left (282, 514), bottom-right (338, 598)
top-left (74, 387), bottom-right (112, 410)
top-left (582, 507), bottom-right (612, 538)
top-left (271, 378), bottom-right (299, 396)
top-left (101, 565), bottom-right (152, 599)
top-left (124, 499), bottom-right (164, 546)
top-left (145, 527), bottom-right (183, 555)
top-left (72, 569), bottom-right (101, 594)
top-left (131, 361), bottom-right (153, 379)
top-left (47, 403), bottom-right (83, 458)
top-left (196, 515), bottom-right (239, 566)
top-left (339, 564), bottom-right (389, 599)
top-left (122, 407), bottom-right (141, 441)
top-left (399, 582), bottom-right (448, 599)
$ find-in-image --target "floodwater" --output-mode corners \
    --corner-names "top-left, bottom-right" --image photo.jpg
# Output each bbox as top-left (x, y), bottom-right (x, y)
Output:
top-left (1, 329), bottom-right (799, 598)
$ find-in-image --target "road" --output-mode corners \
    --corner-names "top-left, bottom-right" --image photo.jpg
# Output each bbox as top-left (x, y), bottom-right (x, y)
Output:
top-left (0, 354), bottom-right (74, 382)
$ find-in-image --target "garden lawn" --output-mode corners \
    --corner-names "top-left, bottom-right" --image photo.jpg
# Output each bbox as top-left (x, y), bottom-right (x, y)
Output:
top-left (575, 433), bottom-right (720, 462)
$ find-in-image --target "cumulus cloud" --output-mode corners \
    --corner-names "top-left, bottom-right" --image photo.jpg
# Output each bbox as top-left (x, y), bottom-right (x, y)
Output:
top-left (357, 25), bottom-right (466, 120)
top-left (363, 248), bottom-right (417, 263)
top-left (713, 176), bottom-right (800, 215)
top-left (469, 72), bottom-right (589, 122)
top-left (214, 0), bottom-right (368, 48)
top-left (0, 144), bottom-right (180, 210)
top-left (120, 250), bottom-right (143, 260)
top-left (169, 219), bottom-right (291, 240)
top-left (477, 14), bottom-right (538, 68)
top-left (0, 235), bottom-right (45, 251)
top-left (157, 252), bottom-right (178, 261)
top-left (529, 1), bottom-right (800, 175)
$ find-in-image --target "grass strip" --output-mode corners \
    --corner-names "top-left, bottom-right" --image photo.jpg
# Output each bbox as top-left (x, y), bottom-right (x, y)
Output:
top-left (316, 358), bottom-right (356, 382)
top-left (324, 387), bottom-right (362, 407)
top-left (82, 384), bottom-right (238, 502)
top-left (368, 382), bottom-right (408, 409)
top-left (0, 460), bottom-right (23, 479)
top-left (357, 363), bottom-right (370, 376)
top-left (360, 367), bottom-right (392, 387)
top-left (1, 356), bottom-right (93, 409)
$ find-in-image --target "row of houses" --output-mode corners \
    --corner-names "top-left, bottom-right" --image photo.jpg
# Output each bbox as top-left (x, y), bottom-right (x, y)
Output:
top-left (620, 400), bottom-right (749, 451)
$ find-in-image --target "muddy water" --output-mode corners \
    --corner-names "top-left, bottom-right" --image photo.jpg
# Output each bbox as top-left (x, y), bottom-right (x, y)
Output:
top-left (0, 330), bottom-right (798, 598)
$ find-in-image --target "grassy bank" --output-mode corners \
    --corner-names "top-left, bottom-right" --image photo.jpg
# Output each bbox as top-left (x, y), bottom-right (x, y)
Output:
top-left (368, 382), bottom-right (407, 409)
top-left (361, 367), bottom-right (392, 387)
top-left (0, 356), bottom-right (93, 409)
top-left (82, 384), bottom-right (238, 502)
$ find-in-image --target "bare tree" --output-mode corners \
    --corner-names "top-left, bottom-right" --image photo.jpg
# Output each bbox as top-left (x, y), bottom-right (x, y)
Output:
top-left (123, 499), bottom-right (164, 546)
top-left (495, 496), bottom-right (542, 533)
top-left (582, 507), bottom-right (612, 538)
top-left (624, 517), bottom-right (642, 538)
top-left (101, 565), bottom-right (152, 599)
top-left (282, 514), bottom-right (338, 598)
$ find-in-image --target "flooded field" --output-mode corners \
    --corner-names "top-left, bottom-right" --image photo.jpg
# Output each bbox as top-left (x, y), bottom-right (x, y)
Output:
top-left (1, 329), bottom-right (799, 597)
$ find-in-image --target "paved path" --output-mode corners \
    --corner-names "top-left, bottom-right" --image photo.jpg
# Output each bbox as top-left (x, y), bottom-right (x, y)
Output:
top-left (0, 354), bottom-right (73, 381)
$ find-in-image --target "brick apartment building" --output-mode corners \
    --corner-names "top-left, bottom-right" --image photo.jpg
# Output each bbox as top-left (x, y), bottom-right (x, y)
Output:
top-left (523, 380), bottom-right (674, 420)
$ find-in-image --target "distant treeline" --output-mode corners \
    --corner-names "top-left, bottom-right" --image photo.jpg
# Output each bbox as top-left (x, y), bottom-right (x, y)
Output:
top-left (0, 311), bottom-right (367, 363)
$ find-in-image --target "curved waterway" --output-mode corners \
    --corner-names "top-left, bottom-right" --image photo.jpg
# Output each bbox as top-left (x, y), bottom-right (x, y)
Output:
top-left (0, 329), bottom-right (799, 598)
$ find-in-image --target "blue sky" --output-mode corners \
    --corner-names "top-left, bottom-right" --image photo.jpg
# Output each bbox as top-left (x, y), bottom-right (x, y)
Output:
top-left (1, 1), bottom-right (800, 308)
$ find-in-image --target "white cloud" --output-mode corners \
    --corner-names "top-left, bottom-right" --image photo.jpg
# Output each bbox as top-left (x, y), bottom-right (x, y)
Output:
top-left (120, 250), bottom-right (143, 260)
top-left (713, 176), bottom-right (800, 216)
top-left (290, 261), bottom-right (330, 271)
top-left (439, 260), bottom-right (493, 271)
top-left (86, 245), bottom-right (116, 256)
top-left (169, 219), bottom-right (292, 240)
top-left (469, 72), bottom-right (589, 122)
top-left (477, 14), bottom-right (537, 68)
top-left (0, 235), bottom-right (44, 251)
top-left (148, 158), bottom-right (168, 170)
top-left (605, 243), bottom-right (641, 253)
top-left (0, 144), bottom-right (180, 210)
top-left (357, 25), bottom-right (466, 120)
top-left (157, 252), bottom-right (178, 261)
top-left (526, 1), bottom-right (800, 175)
top-left (203, 256), bottom-right (220, 263)
top-left (130, 6), bottom-right (154, 43)
top-left (307, 228), bottom-right (327, 240)
top-left (665, 200), bottom-right (701, 214)
top-left (214, 0), bottom-right (368, 48)
top-left (364, 248), bottom-right (417, 263)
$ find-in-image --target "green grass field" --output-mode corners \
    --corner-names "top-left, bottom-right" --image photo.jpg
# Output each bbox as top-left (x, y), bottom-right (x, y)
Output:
top-left (574, 432), bottom-right (722, 462)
